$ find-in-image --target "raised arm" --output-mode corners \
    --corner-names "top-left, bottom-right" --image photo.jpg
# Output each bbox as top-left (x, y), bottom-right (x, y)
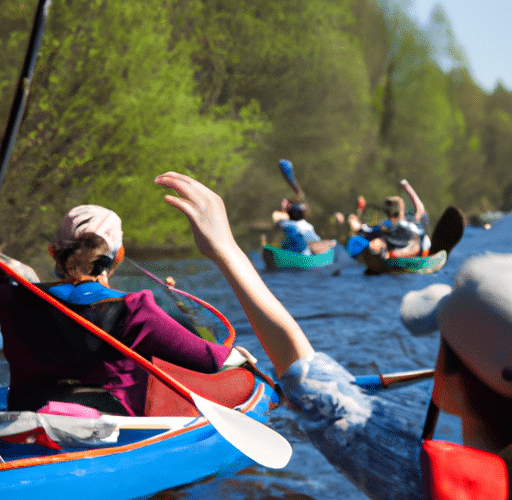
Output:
top-left (399, 179), bottom-right (425, 223)
top-left (154, 172), bottom-right (314, 377)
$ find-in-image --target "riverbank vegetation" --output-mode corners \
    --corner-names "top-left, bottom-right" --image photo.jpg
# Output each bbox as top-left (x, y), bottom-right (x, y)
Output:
top-left (1, 0), bottom-right (511, 268)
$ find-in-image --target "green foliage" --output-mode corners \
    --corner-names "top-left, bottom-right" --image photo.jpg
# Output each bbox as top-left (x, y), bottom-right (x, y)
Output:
top-left (0, 0), bottom-right (512, 264)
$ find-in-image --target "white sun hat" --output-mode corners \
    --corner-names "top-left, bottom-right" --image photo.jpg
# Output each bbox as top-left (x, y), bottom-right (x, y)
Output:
top-left (400, 252), bottom-right (512, 396)
top-left (53, 205), bottom-right (123, 260)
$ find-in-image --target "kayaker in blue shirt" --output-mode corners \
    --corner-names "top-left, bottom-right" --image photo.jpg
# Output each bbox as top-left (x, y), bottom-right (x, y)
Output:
top-left (275, 202), bottom-right (321, 254)
top-left (155, 172), bottom-right (511, 500)
top-left (266, 200), bottom-right (321, 255)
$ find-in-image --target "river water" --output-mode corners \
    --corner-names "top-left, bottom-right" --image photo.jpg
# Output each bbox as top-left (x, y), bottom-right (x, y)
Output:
top-left (1, 217), bottom-right (511, 499)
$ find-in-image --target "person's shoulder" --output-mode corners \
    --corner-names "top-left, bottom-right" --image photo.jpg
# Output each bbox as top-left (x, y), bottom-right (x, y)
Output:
top-left (0, 253), bottom-right (40, 283)
top-left (124, 289), bottom-right (155, 303)
top-left (125, 288), bottom-right (172, 312)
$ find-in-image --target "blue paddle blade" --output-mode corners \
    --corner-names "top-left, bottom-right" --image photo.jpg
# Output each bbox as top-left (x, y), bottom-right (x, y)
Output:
top-left (346, 235), bottom-right (370, 258)
top-left (279, 159), bottom-right (300, 193)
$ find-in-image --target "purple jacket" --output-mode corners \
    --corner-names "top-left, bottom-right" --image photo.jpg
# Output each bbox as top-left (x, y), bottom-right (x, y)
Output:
top-left (0, 284), bottom-right (230, 416)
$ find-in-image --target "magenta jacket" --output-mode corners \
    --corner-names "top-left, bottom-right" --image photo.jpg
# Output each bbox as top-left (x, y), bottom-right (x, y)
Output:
top-left (0, 283), bottom-right (230, 416)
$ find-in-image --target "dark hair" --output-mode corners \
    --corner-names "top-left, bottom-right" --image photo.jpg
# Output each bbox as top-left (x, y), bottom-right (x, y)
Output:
top-left (384, 198), bottom-right (401, 218)
top-left (288, 204), bottom-right (305, 221)
top-left (54, 233), bottom-right (113, 280)
top-left (441, 339), bottom-right (512, 449)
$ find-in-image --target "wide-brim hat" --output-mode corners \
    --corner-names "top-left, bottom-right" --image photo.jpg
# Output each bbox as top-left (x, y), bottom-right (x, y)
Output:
top-left (400, 252), bottom-right (512, 396)
top-left (53, 205), bottom-right (123, 260)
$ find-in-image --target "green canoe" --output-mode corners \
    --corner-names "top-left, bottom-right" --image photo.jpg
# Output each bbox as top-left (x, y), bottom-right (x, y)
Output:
top-left (356, 249), bottom-right (448, 274)
top-left (262, 242), bottom-right (336, 270)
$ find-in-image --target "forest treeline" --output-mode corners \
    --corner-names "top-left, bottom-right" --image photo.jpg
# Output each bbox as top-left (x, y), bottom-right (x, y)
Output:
top-left (1, 0), bottom-right (512, 267)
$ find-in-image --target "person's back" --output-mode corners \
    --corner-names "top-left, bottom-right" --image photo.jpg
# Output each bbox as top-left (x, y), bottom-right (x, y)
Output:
top-left (276, 203), bottom-right (320, 254)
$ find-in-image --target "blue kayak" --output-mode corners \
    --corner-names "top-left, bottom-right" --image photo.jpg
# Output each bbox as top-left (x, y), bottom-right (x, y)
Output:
top-left (0, 361), bottom-right (280, 500)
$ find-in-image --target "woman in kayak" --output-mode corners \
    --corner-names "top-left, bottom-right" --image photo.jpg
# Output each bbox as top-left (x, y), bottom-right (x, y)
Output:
top-left (154, 171), bottom-right (511, 500)
top-left (0, 204), bottom-right (252, 416)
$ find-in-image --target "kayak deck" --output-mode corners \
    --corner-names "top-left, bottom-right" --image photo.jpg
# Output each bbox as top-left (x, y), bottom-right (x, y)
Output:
top-left (262, 243), bottom-right (335, 270)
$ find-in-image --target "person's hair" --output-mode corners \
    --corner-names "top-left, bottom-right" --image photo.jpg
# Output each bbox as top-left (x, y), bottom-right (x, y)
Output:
top-left (288, 205), bottom-right (305, 221)
top-left (54, 232), bottom-right (113, 280)
top-left (441, 339), bottom-right (512, 450)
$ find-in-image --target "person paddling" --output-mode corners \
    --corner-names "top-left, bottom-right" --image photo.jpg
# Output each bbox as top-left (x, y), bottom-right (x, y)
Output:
top-left (269, 200), bottom-right (321, 255)
top-left (348, 179), bottom-right (430, 260)
top-left (0, 204), bottom-right (252, 416)
top-left (152, 172), bottom-right (510, 500)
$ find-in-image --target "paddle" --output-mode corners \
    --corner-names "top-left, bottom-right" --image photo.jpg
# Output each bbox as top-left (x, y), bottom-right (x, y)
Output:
top-left (354, 368), bottom-right (434, 391)
top-left (0, 260), bottom-right (292, 469)
top-left (278, 159), bottom-right (305, 201)
top-left (277, 159), bottom-right (337, 256)
top-left (428, 206), bottom-right (465, 255)
top-left (0, 0), bottom-right (52, 190)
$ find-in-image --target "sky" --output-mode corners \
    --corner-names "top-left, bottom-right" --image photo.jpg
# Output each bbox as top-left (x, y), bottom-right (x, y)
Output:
top-left (406, 0), bottom-right (512, 93)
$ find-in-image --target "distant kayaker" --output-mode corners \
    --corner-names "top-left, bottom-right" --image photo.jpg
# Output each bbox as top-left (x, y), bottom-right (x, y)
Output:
top-left (348, 179), bottom-right (431, 259)
top-left (0, 204), bottom-right (253, 416)
top-left (153, 172), bottom-right (510, 500)
top-left (264, 199), bottom-right (321, 255)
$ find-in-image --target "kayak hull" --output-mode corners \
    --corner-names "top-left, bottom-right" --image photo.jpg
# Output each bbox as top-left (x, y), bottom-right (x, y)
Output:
top-left (0, 368), bottom-right (279, 500)
top-left (262, 244), bottom-right (335, 270)
top-left (355, 249), bottom-right (448, 274)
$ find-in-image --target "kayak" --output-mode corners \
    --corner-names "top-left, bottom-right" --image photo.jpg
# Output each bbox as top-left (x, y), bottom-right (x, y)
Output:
top-left (0, 257), bottom-right (283, 499)
top-left (0, 360), bottom-right (280, 500)
top-left (346, 205), bottom-right (465, 275)
top-left (355, 249), bottom-right (448, 274)
top-left (262, 242), bottom-right (336, 270)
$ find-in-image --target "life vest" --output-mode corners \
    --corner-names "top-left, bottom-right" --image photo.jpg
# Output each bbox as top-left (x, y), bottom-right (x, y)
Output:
top-left (421, 440), bottom-right (509, 500)
top-left (11, 281), bottom-right (128, 371)
top-left (420, 401), bottom-right (509, 499)
top-left (381, 219), bottom-right (423, 250)
top-left (7, 281), bottom-right (131, 414)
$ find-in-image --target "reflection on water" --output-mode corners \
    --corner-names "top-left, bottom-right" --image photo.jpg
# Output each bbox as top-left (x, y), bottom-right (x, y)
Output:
top-left (2, 219), bottom-right (511, 499)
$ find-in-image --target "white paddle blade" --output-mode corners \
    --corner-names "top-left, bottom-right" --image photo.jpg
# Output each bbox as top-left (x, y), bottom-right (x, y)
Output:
top-left (191, 393), bottom-right (292, 469)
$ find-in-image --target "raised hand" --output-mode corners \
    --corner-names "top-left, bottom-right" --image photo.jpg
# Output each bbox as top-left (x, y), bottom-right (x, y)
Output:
top-left (154, 171), bottom-right (237, 263)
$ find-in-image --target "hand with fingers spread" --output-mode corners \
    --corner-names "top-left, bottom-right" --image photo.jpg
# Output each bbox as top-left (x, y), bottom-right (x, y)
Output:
top-left (154, 172), bottom-right (238, 263)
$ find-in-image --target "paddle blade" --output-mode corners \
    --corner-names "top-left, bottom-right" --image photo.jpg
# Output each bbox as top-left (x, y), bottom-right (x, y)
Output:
top-left (191, 393), bottom-right (292, 469)
top-left (429, 206), bottom-right (465, 255)
top-left (357, 196), bottom-right (366, 211)
top-left (278, 159), bottom-right (303, 198)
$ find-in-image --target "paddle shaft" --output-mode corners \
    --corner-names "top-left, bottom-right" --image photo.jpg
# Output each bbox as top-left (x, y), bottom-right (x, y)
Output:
top-left (354, 368), bottom-right (434, 390)
top-left (0, 0), bottom-right (52, 190)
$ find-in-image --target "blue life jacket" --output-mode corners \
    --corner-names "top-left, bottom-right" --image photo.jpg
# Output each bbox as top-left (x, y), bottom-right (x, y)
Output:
top-left (47, 281), bottom-right (126, 305)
